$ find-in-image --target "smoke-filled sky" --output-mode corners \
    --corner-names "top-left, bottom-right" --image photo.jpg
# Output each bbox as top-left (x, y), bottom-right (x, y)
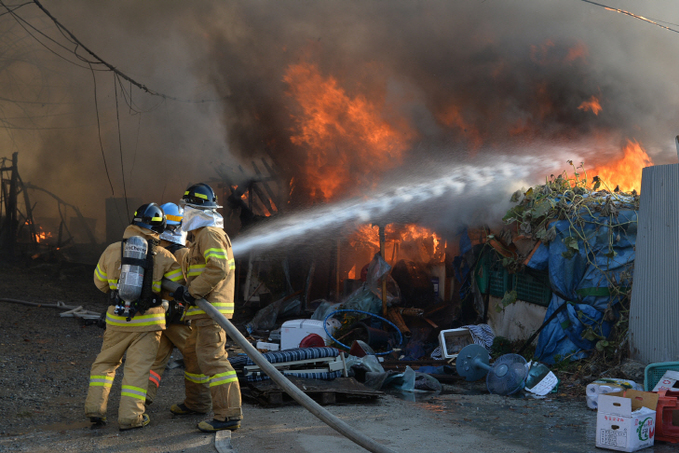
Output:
top-left (1, 0), bottom-right (678, 241)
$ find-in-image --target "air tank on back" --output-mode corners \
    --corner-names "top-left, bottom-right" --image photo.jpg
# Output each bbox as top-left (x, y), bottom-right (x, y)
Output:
top-left (118, 236), bottom-right (148, 305)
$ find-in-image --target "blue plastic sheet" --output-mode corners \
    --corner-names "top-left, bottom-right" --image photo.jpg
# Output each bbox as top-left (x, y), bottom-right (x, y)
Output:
top-left (529, 208), bottom-right (637, 364)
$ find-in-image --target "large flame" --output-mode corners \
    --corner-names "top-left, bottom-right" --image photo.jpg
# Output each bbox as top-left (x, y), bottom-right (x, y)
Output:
top-left (284, 62), bottom-right (415, 202)
top-left (591, 139), bottom-right (652, 193)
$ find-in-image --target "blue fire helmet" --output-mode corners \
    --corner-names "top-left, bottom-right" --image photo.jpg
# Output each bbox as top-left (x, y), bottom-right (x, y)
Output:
top-left (160, 202), bottom-right (184, 227)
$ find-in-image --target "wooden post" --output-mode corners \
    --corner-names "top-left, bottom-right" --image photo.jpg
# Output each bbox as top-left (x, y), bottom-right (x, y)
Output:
top-left (303, 259), bottom-right (316, 312)
top-left (4, 152), bottom-right (18, 257)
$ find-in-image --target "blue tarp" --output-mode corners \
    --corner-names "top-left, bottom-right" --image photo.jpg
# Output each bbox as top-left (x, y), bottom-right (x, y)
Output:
top-left (528, 208), bottom-right (637, 364)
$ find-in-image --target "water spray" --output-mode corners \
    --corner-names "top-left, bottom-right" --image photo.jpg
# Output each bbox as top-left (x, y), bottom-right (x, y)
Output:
top-left (231, 155), bottom-right (558, 257)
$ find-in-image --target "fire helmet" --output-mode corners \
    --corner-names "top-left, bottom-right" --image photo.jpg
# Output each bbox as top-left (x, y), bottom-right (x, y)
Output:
top-left (181, 183), bottom-right (221, 209)
top-left (160, 202), bottom-right (184, 227)
top-left (159, 202), bottom-right (187, 246)
top-left (132, 203), bottom-right (166, 234)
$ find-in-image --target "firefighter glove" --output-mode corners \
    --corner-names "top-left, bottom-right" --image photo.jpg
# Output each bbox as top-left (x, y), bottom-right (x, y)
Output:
top-left (171, 285), bottom-right (196, 306)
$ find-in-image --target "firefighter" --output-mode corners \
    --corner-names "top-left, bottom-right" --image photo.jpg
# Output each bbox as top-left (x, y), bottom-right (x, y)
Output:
top-left (145, 202), bottom-right (192, 405)
top-left (85, 203), bottom-right (185, 430)
top-left (169, 183), bottom-right (243, 432)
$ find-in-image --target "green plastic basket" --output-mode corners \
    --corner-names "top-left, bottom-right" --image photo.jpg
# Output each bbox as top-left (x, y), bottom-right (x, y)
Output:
top-left (644, 361), bottom-right (679, 391)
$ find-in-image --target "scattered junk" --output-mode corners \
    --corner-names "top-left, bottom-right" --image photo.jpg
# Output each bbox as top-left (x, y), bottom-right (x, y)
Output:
top-left (585, 364), bottom-right (679, 449)
top-left (655, 390), bottom-right (679, 444)
top-left (586, 378), bottom-right (643, 410)
top-left (280, 318), bottom-right (339, 350)
top-left (595, 390), bottom-right (658, 452)
top-left (455, 344), bottom-right (529, 396)
top-left (523, 361), bottom-right (558, 397)
top-left (645, 362), bottom-right (679, 391)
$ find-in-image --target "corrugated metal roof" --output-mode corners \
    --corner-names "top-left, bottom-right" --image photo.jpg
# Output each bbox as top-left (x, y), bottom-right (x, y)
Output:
top-left (629, 163), bottom-right (679, 363)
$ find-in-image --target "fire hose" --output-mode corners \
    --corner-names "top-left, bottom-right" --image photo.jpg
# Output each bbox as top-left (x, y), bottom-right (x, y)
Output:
top-left (161, 279), bottom-right (396, 453)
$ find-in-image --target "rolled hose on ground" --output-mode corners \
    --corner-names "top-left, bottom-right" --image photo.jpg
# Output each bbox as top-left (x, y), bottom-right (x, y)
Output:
top-left (161, 279), bottom-right (396, 453)
top-left (323, 309), bottom-right (403, 355)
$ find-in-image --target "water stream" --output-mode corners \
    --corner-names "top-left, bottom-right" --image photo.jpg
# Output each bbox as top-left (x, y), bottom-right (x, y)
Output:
top-left (231, 155), bottom-right (551, 257)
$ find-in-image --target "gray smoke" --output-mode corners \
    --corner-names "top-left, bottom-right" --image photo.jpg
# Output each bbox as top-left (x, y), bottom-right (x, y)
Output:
top-left (0, 0), bottom-right (677, 240)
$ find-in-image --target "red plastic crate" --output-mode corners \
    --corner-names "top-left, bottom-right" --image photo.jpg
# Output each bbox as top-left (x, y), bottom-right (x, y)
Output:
top-left (656, 390), bottom-right (679, 443)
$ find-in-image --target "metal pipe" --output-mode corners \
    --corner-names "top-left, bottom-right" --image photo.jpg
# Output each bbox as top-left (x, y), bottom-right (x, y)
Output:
top-left (162, 278), bottom-right (396, 453)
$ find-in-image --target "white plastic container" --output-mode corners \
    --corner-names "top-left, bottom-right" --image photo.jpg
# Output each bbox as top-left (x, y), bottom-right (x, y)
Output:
top-left (281, 319), bottom-right (334, 350)
top-left (586, 379), bottom-right (643, 410)
top-left (256, 341), bottom-right (280, 352)
top-left (438, 328), bottom-right (473, 359)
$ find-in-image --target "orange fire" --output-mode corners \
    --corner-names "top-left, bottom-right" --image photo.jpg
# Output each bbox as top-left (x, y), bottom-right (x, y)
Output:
top-left (437, 104), bottom-right (483, 150)
top-left (284, 62), bottom-right (415, 202)
top-left (590, 139), bottom-right (653, 193)
top-left (24, 219), bottom-right (53, 243)
top-left (349, 223), bottom-right (445, 264)
top-left (578, 95), bottom-right (602, 115)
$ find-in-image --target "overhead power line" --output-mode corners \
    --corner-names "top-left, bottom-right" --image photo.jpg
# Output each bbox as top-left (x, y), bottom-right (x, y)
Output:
top-left (28, 0), bottom-right (221, 103)
top-left (581, 0), bottom-right (679, 34)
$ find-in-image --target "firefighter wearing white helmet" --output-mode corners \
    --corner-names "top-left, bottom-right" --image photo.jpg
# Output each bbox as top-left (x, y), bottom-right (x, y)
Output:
top-left (145, 202), bottom-right (192, 405)
top-left (85, 203), bottom-right (185, 430)
top-left (170, 183), bottom-right (243, 432)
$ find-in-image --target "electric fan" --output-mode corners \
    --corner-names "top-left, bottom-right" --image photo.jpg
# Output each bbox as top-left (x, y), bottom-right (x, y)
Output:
top-left (455, 344), bottom-right (528, 396)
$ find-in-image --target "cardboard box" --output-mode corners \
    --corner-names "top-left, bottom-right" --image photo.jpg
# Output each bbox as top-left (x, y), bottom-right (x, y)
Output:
top-left (596, 390), bottom-right (658, 452)
top-left (652, 370), bottom-right (679, 392)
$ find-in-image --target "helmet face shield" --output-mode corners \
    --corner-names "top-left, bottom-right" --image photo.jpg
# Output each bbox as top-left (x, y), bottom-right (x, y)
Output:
top-left (159, 227), bottom-right (187, 246)
top-left (181, 205), bottom-right (224, 231)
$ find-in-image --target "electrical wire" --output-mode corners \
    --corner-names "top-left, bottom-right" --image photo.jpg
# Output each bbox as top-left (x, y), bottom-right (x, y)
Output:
top-left (581, 0), bottom-right (679, 34)
top-left (89, 63), bottom-right (115, 195)
top-left (113, 74), bottom-right (129, 215)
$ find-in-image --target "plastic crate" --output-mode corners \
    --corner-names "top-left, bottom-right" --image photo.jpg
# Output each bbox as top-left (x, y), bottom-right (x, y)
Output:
top-left (489, 268), bottom-right (511, 298)
top-left (644, 361), bottom-right (679, 391)
top-left (513, 271), bottom-right (551, 307)
top-left (656, 390), bottom-right (679, 443)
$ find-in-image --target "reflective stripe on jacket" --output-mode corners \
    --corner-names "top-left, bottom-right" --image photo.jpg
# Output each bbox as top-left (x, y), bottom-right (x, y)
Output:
top-left (182, 226), bottom-right (236, 320)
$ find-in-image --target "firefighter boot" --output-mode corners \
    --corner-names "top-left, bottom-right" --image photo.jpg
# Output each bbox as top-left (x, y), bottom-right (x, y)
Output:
top-left (119, 413), bottom-right (150, 431)
top-left (170, 403), bottom-right (207, 415)
top-left (89, 416), bottom-right (107, 427)
top-left (197, 418), bottom-right (241, 432)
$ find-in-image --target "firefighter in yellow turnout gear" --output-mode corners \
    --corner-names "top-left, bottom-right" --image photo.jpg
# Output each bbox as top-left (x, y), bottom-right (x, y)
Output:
top-left (145, 202), bottom-right (192, 405)
top-left (170, 183), bottom-right (243, 432)
top-left (85, 204), bottom-right (184, 430)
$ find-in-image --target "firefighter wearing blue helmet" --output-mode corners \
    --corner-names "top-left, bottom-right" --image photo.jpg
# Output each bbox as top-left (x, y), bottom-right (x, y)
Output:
top-left (145, 202), bottom-right (192, 406)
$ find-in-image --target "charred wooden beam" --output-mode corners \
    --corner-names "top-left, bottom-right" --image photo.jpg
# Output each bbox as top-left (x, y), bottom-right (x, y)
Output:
top-left (251, 160), bottom-right (278, 212)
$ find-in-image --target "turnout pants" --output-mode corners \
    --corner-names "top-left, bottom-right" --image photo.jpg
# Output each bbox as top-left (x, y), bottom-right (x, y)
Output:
top-left (181, 319), bottom-right (242, 421)
top-left (85, 329), bottom-right (161, 427)
top-left (146, 323), bottom-right (192, 404)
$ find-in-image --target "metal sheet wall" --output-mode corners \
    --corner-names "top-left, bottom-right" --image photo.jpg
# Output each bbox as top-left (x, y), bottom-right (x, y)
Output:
top-left (629, 163), bottom-right (679, 364)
